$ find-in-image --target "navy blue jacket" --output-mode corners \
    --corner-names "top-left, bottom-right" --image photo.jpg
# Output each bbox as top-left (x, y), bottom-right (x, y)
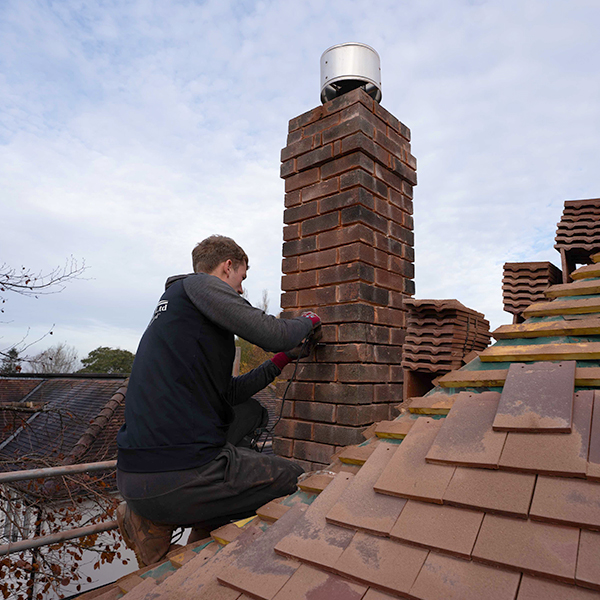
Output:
top-left (117, 273), bottom-right (312, 473)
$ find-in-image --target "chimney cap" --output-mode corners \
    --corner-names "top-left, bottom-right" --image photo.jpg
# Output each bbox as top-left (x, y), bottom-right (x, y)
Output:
top-left (320, 42), bottom-right (382, 104)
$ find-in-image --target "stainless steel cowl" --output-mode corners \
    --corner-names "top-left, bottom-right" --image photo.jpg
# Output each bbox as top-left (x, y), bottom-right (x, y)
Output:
top-left (320, 43), bottom-right (382, 104)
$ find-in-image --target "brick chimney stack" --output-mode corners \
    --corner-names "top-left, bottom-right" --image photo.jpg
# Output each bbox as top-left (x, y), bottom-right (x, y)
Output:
top-left (274, 87), bottom-right (416, 470)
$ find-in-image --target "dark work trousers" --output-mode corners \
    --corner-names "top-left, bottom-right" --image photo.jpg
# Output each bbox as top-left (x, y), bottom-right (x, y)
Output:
top-left (117, 398), bottom-right (304, 532)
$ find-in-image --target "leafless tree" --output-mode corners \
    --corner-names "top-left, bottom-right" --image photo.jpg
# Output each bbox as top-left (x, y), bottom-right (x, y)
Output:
top-left (29, 344), bottom-right (80, 374)
top-left (0, 258), bottom-right (86, 312)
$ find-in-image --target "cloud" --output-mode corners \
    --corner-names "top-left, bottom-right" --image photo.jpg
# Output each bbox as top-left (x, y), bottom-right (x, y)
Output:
top-left (1, 0), bottom-right (599, 357)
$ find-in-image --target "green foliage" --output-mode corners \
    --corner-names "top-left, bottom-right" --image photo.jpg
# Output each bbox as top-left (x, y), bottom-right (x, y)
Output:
top-left (78, 346), bottom-right (135, 374)
top-left (0, 348), bottom-right (21, 374)
top-left (236, 338), bottom-right (272, 375)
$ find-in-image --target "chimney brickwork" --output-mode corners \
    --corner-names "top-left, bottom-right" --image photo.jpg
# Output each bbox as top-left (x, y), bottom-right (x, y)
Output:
top-left (274, 88), bottom-right (417, 470)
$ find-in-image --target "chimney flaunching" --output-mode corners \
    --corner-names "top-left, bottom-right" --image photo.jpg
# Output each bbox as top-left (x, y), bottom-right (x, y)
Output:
top-left (274, 48), bottom-right (416, 469)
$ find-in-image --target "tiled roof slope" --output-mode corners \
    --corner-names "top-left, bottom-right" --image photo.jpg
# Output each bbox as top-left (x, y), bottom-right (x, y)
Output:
top-left (111, 252), bottom-right (600, 600)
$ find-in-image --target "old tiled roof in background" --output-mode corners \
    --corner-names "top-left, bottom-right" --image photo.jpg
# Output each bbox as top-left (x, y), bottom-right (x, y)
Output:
top-left (0, 376), bottom-right (128, 469)
top-left (97, 251), bottom-right (600, 600)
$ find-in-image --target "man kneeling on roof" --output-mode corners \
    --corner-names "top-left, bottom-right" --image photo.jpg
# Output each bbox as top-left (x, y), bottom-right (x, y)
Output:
top-left (116, 235), bottom-right (320, 566)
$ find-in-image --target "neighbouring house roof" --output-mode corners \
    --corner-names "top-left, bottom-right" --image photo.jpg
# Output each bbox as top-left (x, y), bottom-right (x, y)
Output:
top-left (0, 375), bottom-right (128, 472)
top-left (97, 251), bottom-right (600, 600)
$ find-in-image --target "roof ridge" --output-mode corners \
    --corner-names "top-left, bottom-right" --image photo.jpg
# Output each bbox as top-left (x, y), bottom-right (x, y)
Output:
top-left (61, 379), bottom-right (128, 466)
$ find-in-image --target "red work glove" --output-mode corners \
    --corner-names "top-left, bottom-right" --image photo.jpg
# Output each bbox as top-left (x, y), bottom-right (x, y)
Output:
top-left (271, 311), bottom-right (322, 370)
top-left (302, 310), bottom-right (322, 342)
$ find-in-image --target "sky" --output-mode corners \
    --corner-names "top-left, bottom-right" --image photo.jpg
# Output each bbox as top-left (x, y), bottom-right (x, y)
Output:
top-left (1, 0), bottom-right (599, 363)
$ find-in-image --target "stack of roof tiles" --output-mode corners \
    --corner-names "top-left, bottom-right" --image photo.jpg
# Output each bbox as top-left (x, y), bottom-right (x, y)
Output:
top-left (401, 298), bottom-right (490, 374)
top-left (502, 261), bottom-right (562, 321)
top-left (105, 252), bottom-right (600, 600)
top-left (555, 198), bottom-right (600, 266)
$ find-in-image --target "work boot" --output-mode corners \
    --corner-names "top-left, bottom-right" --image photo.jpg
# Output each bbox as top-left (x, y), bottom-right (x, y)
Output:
top-left (116, 502), bottom-right (174, 567)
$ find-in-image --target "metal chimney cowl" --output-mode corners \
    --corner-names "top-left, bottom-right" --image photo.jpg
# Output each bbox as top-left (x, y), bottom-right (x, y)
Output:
top-left (320, 42), bottom-right (382, 104)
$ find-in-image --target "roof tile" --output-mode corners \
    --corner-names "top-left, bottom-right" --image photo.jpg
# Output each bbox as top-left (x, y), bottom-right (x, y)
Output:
top-left (153, 527), bottom-right (262, 599)
top-left (373, 417), bottom-right (455, 504)
top-left (442, 467), bottom-right (535, 518)
top-left (333, 532), bottom-right (428, 596)
top-left (576, 529), bottom-right (600, 590)
top-left (517, 575), bottom-right (600, 599)
top-left (586, 392), bottom-right (600, 481)
top-left (409, 550), bottom-right (521, 600)
top-left (472, 514), bottom-right (579, 583)
top-left (389, 500), bottom-right (484, 558)
top-left (274, 472), bottom-right (355, 569)
top-left (217, 505), bottom-right (304, 600)
top-left (493, 361), bottom-right (575, 433)
top-left (425, 392), bottom-right (507, 469)
top-left (530, 476), bottom-right (600, 529)
top-left (326, 443), bottom-right (405, 535)
top-left (498, 390), bottom-right (593, 477)
top-left (270, 564), bottom-right (367, 600)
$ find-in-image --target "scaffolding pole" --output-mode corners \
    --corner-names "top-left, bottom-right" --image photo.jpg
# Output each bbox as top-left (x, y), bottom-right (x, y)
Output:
top-left (0, 460), bottom-right (117, 484)
top-left (0, 520), bottom-right (118, 556)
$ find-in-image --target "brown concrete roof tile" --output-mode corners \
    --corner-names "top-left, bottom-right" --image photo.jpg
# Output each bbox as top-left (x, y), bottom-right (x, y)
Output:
top-left (493, 361), bottom-right (575, 433)
top-left (442, 467), bottom-right (536, 518)
top-left (326, 443), bottom-right (405, 536)
top-left (389, 500), bottom-right (484, 558)
top-left (408, 550), bottom-right (521, 600)
top-left (530, 476), bottom-right (600, 529)
top-left (406, 393), bottom-right (456, 415)
top-left (498, 390), bottom-right (593, 477)
top-left (586, 392), bottom-right (600, 481)
top-left (373, 417), bottom-right (455, 504)
top-left (472, 513), bottom-right (579, 583)
top-left (270, 564), bottom-right (367, 600)
top-left (425, 392), bottom-right (507, 469)
top-left (216, 505), bottom-right (305, 600)
top-left (480, 341), bottom-right (600, 363)
top-left (374, 418), bottom-right (413, 439)
top-left (576, 529), bottom-right (600, 590)
top-left (338, 443), bottom-right (378, 465)
top-left (493, 319), bottom-right (600, 340)
top-left (154, 526), bottom-right (263, 599)
top-left (518, 575), bottom-right (600, 599)
top-left (211, 523), bottom-right (250, 546)
top-left (362, 590), bottom-right (398, 600)
top-left (195, 580), bottom-right (244, 600)
top-left (298, 473), bottom-right (335, 493)
top-left (572, 263), bottom-right (600, 280)
top-left (333, 532), bottom-right (428, 596)
top-left (256, 500), bottom-right (292, 523)
top-left (523, 297), bottom-right (600, 318)
top-left (274, 472), bottom-right (355, 569)
top-left (546, 280), bottom-right (600, 299)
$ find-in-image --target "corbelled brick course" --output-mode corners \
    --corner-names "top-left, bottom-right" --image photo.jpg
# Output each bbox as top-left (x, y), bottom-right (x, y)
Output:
top-left (274, 88), bottom-right (416, 468)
